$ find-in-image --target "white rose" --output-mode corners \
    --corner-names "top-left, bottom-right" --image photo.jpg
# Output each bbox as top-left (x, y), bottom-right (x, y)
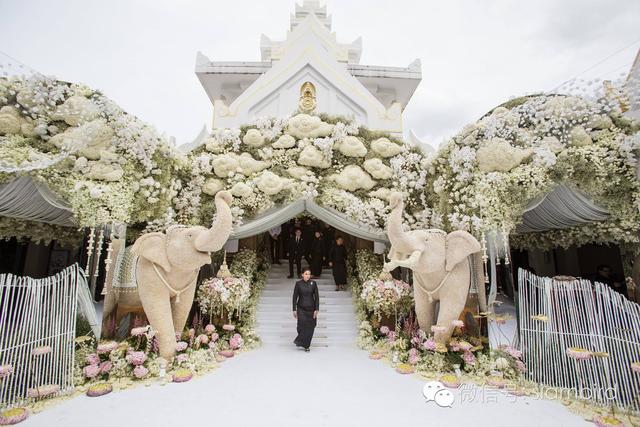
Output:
top-left (212, 154), bottom-right (240, 178)
top-left (287, 166), bottom-right (312, 179)
top-left (334, 165), bottom-right (376, 191)
top-left (272, 134), bottom-right (296, 149)
top-left (50, 119), bottom-right (114, 160)
top-left (204, 137), bottom-right (224, 153)
top-left (287, 114), bottom-right (333, 139)
top-left (586, 114), bottom-right (613, 130)
top-left (337, 136), bottom-right (367, 157)
top-left (52, 95), bottom-right (101, 126)
top-left (298, 145), bottom-right (331, 168)
top-left (490, 106), bottom-right (520, 127)
top-left (540, 136), bottom-right (563, 153)
top-left (15, 87), bottom-right (38, 109)
top-left (542, 95), bottom-right (592, 122)
top-left (569, 126), bottom-right (592, 147)
top-left (370, 137), bottom-right (403, 158)
top-left (237, 153), bottom-right (269, 175)
top-left (242, 129), bottom-right (266, 147)
top-left (230, 182), bottom-right (253, 197)
top-left (257, 171), bottom-right (285, 195)
top-left (89, 186), bottom-right (103, 199)
top-left (363, 158), bottom-right (393, 179)
top-left (202, 178), bottom-right (224, 196)
top-left (86, 162), bottom-right (124, 182)
top-left (73, 157), bottom-right (89, 172)
top-left (368, 188), bottom-right (392, 201)
top-left (476, 138), bottom-right (532, 172)
top-left (0, 106), bottom-right (23, 135)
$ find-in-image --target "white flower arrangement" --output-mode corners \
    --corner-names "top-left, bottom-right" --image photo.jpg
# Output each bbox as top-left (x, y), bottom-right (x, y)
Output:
top-left (297, 144), bottom-right (331, 168)
top-left (333, 165), bottom-right (376, 191)
top-left (242, 129), bottom-right (266, 147)
top-left (197, 275), bottom-right (251, 321)
top-left (256, 171), bottom-right (287, 195)
top-left (360, 276), bottom-right (413, 320)
top-left (370, 137), bottom-right (403, 158)
top-left (336, 136), bottom-right (367, 157)
top-left (272, 134), bottom-right (296, 149)
top-left (287, 113), bottom-right (333, 139)
top-left (363, 158), bottom-right (393, 179)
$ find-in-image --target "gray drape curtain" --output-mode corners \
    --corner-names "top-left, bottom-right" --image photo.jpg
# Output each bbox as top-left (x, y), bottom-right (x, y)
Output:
top-left (0, 176), bottom-right (75, 226)
top-left (230, 199), bottom-right (389, 244)
top-left (516, 184), bottom-right (609, 233)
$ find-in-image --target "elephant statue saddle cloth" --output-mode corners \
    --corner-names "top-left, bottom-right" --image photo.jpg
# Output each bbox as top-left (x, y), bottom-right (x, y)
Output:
top-left (111, 245), bottom-right (139, 293)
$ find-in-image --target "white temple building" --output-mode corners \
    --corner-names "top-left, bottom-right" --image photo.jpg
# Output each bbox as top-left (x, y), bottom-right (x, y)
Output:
top-left (194, 0), bottom-right (422, 138)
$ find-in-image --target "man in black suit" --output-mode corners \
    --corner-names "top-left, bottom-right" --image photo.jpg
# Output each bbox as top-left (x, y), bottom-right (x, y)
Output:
top-left (287, 228), bottom-right (304, 278)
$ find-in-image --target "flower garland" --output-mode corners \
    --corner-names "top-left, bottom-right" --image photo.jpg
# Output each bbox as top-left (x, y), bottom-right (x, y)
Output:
top-left (0, 75), bottom-right (182, 230)
top-left (425, 93), bottom-right (640, 250)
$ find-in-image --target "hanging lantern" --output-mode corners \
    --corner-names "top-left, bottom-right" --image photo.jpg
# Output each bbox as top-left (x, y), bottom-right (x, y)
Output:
top-left (102, 225), bottom-right (115, 295)
top-left (481, 232), bottom-right (489, 284)
top-left (93, 227), bottom-right (105, 278)
top-left (502, 227), bottom-right (510, 265)
top-left (84, 227), bottom-right (96, 276)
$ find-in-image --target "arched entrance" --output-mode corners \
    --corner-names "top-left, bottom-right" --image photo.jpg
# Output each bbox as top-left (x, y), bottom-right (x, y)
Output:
top-left (226, 198), bottom-right (389, 280)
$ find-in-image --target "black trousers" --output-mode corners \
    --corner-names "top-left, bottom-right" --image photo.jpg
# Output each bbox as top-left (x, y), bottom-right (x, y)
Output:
top-left (294, 307), bottom-right (316, 349)
top-left (269, 236), bottom-right (280, 263)
top-left (289, 255), bottom-right (302, 277)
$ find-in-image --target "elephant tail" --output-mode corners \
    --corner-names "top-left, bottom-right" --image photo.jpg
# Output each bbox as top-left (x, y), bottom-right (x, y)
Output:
top-left (472, 251), bottom-right (487, 313)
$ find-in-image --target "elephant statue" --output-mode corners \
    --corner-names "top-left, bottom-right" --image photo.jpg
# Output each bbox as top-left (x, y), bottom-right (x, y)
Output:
top-left (103, 190), bottom-right (233, 360)
top-left (383, 192), bottom-right (487, 343)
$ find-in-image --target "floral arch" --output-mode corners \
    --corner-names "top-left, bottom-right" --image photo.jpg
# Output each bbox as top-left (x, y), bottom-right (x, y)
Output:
top-left (1, 76), bottom-right (639, 259)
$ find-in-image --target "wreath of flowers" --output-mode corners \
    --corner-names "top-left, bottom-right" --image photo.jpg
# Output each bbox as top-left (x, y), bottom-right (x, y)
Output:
top-left (360, 273), bottom-right (413, 320)
top-left (0, 75), bottom-right (182, 242)
top-left (197, 271), bottom-right (250, 321)
top-left (425, 93), bottom-right (640, 250)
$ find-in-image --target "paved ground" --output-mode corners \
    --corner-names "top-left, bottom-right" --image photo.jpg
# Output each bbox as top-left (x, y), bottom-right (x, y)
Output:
top-left (22, 267), bottom-right (589, 427)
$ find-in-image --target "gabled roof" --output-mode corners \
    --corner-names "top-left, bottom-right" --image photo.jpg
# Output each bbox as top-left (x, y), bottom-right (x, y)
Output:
top-left (195, 1), bottom-right (421, 112)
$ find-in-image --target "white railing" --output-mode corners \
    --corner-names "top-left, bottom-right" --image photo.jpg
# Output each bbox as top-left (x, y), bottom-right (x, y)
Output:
top-left (518, 269), bottom-right (640, 411)
top-left (0, 264), bottom-right (86, 408)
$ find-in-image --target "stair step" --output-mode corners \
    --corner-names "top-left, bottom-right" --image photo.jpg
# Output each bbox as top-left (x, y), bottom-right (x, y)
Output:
top-left (257, 313), bottom-right (356, 321)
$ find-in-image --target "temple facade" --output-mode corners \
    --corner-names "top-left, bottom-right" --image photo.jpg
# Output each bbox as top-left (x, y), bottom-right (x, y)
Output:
top-left (195, 0), bottom-right (422, 137)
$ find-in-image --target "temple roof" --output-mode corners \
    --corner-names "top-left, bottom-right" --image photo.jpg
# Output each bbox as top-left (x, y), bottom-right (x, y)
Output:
top-left (195, 1), bottom-right (421, 111)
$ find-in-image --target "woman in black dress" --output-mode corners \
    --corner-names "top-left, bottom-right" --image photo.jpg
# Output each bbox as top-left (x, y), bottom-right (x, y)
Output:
top-left (328, 236), bottom-right (347, 291)
top-left (292, 268), bottom-right (319, 351)
top-left (310, 231), bottom-right (324, 278)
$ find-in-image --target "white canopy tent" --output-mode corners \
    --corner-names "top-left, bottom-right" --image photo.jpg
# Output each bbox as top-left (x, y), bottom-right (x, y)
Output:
top-left (516, 184), bottom-right (609, 233)
top-left (0, 176), bottom-right (75, 226)
top-left (229, 198), bottom-right (389, 244)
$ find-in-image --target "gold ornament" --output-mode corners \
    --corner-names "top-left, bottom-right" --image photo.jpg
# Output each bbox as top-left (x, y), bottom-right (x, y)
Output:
top-left (299, 81), bottom-right (317, 113)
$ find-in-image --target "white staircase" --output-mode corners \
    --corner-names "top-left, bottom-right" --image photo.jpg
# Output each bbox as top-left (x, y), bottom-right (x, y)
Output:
top-left (256, 262), bottom-right (358, 348)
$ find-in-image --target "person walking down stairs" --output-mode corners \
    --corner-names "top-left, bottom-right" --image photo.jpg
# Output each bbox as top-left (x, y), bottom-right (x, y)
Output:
top-left (292, 268), bottom-right (319, 352)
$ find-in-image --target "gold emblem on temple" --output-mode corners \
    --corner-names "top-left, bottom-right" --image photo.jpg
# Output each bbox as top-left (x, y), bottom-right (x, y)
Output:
top-left (299, 81), bottom-right (317, 113)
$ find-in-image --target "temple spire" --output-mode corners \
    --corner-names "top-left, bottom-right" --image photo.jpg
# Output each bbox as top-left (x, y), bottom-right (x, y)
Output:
top-left (290, 1), bottom-right (331, 31)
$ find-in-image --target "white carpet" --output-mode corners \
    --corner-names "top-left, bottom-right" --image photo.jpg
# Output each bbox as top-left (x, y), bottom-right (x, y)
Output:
top-left (22, 266), bottom-right (589, 427)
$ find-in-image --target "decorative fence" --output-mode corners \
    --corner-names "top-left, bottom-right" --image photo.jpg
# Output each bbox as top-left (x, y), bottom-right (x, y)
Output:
top-left (0, 264), bottom-right (87, 408)
top-left (518, 269), bottom-right (640, 412)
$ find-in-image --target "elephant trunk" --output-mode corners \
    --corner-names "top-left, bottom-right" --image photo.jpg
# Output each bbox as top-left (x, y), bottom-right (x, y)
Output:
top-left (387, 197), bottom-right (416, 254)
top-left (194, 192), bottom-right (233, 252)
top-left (473, 251), bottom-right (487, 313)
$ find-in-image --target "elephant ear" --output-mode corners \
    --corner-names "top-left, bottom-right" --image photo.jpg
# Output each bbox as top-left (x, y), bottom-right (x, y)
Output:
top-left (131, 232), bottom-right (172, 273)
top-left (445, 230), bottom-right (481, 272)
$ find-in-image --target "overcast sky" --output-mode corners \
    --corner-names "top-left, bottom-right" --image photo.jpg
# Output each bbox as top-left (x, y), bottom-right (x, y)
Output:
top-left (1, 0), bottom-right (639, 148)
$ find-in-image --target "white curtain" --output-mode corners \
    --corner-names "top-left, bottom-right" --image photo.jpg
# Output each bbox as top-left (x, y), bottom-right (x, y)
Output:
top-left (0, 176), bottom-right (75, 226)
top-left (230, 199), bottom-right (389, 243)
top-left (516, 184), bottom-right (609, 233)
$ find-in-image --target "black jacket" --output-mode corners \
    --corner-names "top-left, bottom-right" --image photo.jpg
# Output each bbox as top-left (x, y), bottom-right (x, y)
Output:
top-left (292, 279), bottom-right (319, 311)
top-left (287, 236), bottom-right (305, 258)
